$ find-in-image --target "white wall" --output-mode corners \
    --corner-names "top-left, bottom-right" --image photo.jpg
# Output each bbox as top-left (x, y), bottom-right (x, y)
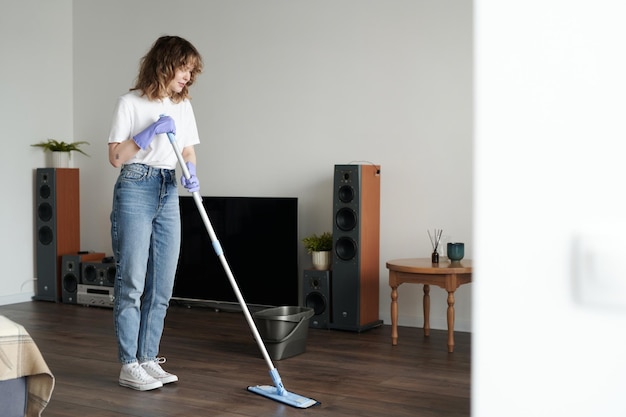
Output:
top-left (474, 0), bottom-right (626, 416)
top-left (1, 0), bottom-right (474, 332)
top-left (0, 0), bottom-right (73, 304)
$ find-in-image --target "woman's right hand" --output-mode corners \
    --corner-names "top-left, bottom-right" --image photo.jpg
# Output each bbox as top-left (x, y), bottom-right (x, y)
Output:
top-left (133, 116), bottom-right (176, 150)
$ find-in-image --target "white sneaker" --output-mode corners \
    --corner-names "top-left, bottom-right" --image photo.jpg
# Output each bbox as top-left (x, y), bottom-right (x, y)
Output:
top-left (141, 357), bottom-right (178, 385)
top-left (119, 362), bottom-right (163, 391)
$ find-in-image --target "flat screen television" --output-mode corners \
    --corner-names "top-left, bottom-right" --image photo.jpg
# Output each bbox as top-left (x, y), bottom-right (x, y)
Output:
top-left (173, 196), bottom-right (299, 307)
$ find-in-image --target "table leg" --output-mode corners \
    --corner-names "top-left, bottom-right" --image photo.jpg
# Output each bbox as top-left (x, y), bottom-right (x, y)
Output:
top-left (447, 290), bottom-right (455, 353)
top-left (391, 284), bottom-right (399, 346)
top-left (423, 284), bottom-right (430, 337)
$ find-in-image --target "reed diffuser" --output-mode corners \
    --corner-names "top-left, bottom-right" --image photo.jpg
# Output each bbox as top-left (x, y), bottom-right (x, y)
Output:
top-left (428, 228), bottom-right (443, 263)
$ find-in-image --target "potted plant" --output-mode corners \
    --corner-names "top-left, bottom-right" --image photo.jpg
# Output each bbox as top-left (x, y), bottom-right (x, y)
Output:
top-left (302, 232), bottom-right (333, 270)
top-left (31, 139), bottom-right (90, 168)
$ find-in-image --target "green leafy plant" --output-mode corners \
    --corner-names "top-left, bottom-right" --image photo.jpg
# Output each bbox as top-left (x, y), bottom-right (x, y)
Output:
top-left (31, 139), bottom-right (90, 156)
top-left (302, 232), bottom-right (333, 254)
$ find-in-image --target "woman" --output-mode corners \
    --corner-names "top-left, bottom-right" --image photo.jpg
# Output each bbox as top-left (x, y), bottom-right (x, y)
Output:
top-left (108, 35), bottom-right (203, 391)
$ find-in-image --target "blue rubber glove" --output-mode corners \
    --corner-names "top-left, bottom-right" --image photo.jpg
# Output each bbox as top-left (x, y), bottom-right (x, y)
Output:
top-left (133, 116), bottom-right (176, 150)
top-left (181, 161), bottom-right (200, 193)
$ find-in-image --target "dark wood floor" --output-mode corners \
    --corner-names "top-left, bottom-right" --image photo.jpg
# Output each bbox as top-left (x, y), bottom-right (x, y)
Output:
top-left (0, 300), bottom-right (470, 417)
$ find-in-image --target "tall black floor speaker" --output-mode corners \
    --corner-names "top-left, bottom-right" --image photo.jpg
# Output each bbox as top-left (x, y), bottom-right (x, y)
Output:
top-left (35, 168), bottom-right (80, 302)
top-left (331, 164), bottom-right (382, 332)
top-left (303, 269), bottom-right (331, 329)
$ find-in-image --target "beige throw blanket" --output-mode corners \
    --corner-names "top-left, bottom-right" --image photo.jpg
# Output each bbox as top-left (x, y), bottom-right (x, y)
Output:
top-left (0, 315), bottom-right (55, 417)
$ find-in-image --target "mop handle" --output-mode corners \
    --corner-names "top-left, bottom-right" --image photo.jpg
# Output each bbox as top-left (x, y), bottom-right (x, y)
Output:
top-left (166, 132), bottom-right (279, 375)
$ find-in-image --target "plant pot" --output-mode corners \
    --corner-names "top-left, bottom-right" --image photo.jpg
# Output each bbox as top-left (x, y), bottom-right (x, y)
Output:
top-left (311, 251), bottom-right (331, 270)
top-left (51, 151), bottom-right (72, 168)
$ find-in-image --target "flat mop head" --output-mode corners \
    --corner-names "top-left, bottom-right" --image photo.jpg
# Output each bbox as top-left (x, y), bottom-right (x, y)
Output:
top-left (247, 385), bottom-right (319, 409)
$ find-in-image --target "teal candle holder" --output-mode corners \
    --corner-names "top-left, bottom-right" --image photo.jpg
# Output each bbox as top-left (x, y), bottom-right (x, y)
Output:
top-left (447, 242), bottom-right (465, 261)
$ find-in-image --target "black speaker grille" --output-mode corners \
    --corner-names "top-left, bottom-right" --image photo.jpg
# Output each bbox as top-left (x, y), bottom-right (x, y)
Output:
top-left (39, 183), bottom-right (51, 199)
top-left (38, 226), bottom-right (54, 245)
top-left (63, 273), bottom-right (78, 293)
top-left (335, 236), bottom-right (357, 260)
top-left (107, 266), bottom-right (116, 285)
top-left (305, 292), bottom-right (327, 315)
top-left (338, 185), bottom-right (354, 203)
top-left (336, 207), bottom-right (357, 231)
top-left (38, 202), bottom-right (53, 222)
top-left (83, 264), bottom-right (97, 283)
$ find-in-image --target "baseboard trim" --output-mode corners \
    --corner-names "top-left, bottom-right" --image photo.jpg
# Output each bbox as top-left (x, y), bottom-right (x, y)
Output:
top-left (0, 292), bottom-right (36, 306)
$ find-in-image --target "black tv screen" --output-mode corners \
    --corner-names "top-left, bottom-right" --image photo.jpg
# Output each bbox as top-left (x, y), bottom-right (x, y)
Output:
top-left (173, 196), bottom-right (298, 307)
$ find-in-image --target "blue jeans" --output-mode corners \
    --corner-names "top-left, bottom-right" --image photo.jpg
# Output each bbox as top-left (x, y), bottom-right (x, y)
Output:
top-left (110, 164), bottom-right (180, 365)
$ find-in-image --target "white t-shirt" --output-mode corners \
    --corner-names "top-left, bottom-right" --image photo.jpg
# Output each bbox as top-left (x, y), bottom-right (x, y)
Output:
top-left (108, 90), bottom-right (200, 169)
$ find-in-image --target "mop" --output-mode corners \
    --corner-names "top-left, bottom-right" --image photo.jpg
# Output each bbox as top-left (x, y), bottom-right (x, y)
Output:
top-left (166, 130), bottom-right (319, 409)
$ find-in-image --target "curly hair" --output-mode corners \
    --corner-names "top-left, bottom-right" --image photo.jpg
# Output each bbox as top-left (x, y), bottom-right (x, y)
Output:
top-left (132, 36), bottom-right (203, 103)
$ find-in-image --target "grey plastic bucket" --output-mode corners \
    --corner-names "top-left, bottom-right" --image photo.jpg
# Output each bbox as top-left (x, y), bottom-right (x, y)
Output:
top-left (253, 306), bottom-right (314, 360)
